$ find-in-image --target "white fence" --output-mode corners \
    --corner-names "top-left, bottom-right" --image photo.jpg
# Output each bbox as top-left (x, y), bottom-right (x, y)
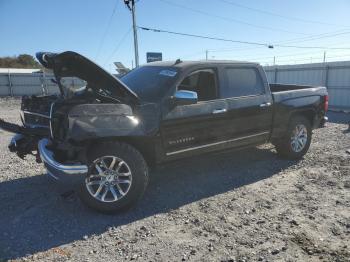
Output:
top-left (264, 61), bottom-right (350, 111)
top-left (0, 72), bottom-right (85, 96)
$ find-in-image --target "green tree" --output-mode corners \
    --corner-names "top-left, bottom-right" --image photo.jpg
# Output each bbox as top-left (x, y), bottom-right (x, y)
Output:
top-left (0, 54), bottom-right (41, 68)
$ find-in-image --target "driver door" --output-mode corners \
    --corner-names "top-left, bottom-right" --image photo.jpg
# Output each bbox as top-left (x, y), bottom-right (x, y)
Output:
top-left (160, 67), bottom-right (228, 159)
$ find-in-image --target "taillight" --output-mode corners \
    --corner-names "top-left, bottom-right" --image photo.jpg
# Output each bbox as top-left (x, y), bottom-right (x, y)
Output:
top-left (324, 95), bottom-right (329, 112)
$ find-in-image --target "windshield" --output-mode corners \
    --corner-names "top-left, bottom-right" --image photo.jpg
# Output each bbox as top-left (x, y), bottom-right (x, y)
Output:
top-left (121, 66), bottom-right (179, 102)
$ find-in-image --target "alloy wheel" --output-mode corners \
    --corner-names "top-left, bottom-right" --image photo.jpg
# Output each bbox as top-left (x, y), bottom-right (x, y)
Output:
top-left (85, 156), bottom-right (132, 203)
top-left (290, 124), bottom-right (308, 153)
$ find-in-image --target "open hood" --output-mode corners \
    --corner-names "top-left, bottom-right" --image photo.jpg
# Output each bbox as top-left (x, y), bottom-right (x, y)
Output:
top-left (36, 51), bottom-right (139, 105)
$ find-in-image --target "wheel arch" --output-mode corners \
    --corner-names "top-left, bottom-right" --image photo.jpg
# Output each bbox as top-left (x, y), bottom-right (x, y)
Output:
top-left (271, 109), bottom-right (315, 144)
top-left (85, 136), bottom-right (157, 168)
top-left (289, 109), bottom-right (316, 127)
top-left (274, 110), bottom-right (313, 160)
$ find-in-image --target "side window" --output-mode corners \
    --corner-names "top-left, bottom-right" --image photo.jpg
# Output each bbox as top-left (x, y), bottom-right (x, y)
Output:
top-left (178, 69), bottom-right (217, 101)
top-left (224, 68), bottom-right (265, 98)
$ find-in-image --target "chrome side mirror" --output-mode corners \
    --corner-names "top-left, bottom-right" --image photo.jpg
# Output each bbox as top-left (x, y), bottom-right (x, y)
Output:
top-left (173, 90), bottom-right (198, 106)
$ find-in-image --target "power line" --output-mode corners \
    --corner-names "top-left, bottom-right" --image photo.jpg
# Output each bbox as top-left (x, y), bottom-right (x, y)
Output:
top-left (205, 25), bottom-right (350, 53)
top-left (95, 0), bottom-right (119, 60)
top-left (274, 43), bottom-right (350, 50)
top-left (277, 30), bottom-right (350, 45)
top-left (103, 27), bottom-right (133, 66)
top-left (191, 27), bottom-right (349, 54)
top-left (218, 0), bottom-right (350, 28)
top-left (207, 32), bottom-right (350, 54)
top-left (139, 26), bottom-right (350, 50)
top-left (157, 0), bottom-right (309, 35)
top-left (139, 26), bottom-right (272, 47)
top-left (205, 30), bottom-right (350, 53)
top-left (159, 0), bottom-right (350, 53)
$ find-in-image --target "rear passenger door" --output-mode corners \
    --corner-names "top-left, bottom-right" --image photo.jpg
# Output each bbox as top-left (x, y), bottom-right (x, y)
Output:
top-left (221, 66), bottom-right (273, 146)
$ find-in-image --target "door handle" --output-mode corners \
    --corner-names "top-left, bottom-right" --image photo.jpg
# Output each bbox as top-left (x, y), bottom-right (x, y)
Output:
top-left (260, 102), bottom-right (272, 108)
top-left (212, 109), bottom-right (227, 114)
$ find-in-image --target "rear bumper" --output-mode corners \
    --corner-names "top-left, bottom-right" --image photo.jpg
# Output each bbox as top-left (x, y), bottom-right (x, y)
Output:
top-left (313, 115), bottom-right (328, 129)
top-left (38, 138), bottom-right (88, 181)
top-left (319, 116), bottom-right (328, 128)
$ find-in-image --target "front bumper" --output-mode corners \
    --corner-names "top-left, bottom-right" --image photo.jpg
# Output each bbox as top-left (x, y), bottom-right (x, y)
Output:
top-left (38, 138), bottom-right (88, 181)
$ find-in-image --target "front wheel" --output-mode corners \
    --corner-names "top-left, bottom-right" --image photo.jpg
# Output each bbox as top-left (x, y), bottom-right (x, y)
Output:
top-left (78, 141), bottom-right (149, 213)
top-left (275, 116), bottom-right (312, 160)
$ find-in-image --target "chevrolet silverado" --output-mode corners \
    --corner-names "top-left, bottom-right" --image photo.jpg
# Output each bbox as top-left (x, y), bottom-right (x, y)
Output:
top-left (0, 51), bottom-right (328, 213)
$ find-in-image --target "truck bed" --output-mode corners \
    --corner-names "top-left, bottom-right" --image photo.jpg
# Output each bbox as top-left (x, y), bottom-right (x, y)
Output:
top-left (271, 84), bottom-right (328, 104)
top-left (269, 84), bottom-right (328, 139)
top-left (270, 83), bottom-right (321, 92)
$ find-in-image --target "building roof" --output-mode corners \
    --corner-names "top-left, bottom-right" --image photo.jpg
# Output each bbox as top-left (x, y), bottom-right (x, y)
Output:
top-left (0, 68), bottom-right (42, 74)
top-left (264, 60), bottom-right (350, 70)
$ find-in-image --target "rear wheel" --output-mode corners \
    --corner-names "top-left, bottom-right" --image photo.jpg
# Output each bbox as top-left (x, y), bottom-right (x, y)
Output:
top-left (78, 141), bottom-right (149, 213)
top-left (275, 116), bottom-right (312, 160)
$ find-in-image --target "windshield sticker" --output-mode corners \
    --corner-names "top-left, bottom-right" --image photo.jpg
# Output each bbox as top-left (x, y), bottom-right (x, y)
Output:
top-left (159, 70), bottom-right (177, 77)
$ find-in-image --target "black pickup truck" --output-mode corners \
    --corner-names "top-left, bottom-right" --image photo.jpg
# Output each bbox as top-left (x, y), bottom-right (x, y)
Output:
top-left (0, 51), bottom-right (328, 213)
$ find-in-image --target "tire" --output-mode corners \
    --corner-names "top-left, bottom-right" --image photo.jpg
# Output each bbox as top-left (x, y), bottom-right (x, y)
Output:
top-left (78, 141), bottom-right (149, 213)
top-left (275, 116), bottom-right (312, 160)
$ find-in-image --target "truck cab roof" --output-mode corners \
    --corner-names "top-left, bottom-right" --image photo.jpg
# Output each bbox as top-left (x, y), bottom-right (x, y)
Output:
top-left (121, 60), bottom-right (263, 103)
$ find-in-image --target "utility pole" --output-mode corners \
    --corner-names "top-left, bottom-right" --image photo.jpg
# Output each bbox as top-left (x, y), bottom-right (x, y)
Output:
top-left (124, 0), bottom-right (139, 68)
top-left (206, 50), bottom-right (208, 60)
top-left (273, 56), bottom-right (276, 65)
top-left (323, 51), bottom-right (327, 63)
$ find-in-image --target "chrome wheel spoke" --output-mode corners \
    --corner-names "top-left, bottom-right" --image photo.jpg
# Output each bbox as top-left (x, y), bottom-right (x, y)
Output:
top-left (93, 183), bottom-right (104, 197)
top-left (89, 175), bottom-right (103, 179)
top-left (297, 139), bottom-right (303, 148)
top-left (116, 183), bottom-right (126, 196)
top-left (95, 164), bottom-right (104, 175)
top-left (101, 186), bottom-right (109, 202)
top-left (119, 171), bottom-right (131, 177)
top-left (116, 161), bottom-right (125, 172)
top-left (100, 159), bottom-right (108, 169)
top-left (109, 157), bottom-right (117, 169)
top-left (110, 186), bottom-right (119, 201)
top-left (118, 179), bottom-right (131, 184)
top-left (86, 180), bottom-right (102, 186)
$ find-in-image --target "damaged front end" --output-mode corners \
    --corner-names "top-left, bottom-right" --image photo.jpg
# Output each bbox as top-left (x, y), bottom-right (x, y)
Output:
top-left (1, 51), bottom-right (143, 182)
top-left (1, 95), bottom-right (89, 182)
top-left (2, 96), bottom-right (52, 160)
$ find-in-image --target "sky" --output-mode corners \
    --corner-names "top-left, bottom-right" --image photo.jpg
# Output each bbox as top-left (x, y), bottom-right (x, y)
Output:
top-left (0, 0), bottom-right (350, 72)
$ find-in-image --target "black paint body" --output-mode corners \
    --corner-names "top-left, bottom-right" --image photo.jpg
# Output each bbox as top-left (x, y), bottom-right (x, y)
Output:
top-left (2, 52), bottom-right (328, 167)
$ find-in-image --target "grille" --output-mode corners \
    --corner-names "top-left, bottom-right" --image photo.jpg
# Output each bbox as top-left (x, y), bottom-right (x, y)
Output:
top-left (23, 112), bottom-right (50, 127)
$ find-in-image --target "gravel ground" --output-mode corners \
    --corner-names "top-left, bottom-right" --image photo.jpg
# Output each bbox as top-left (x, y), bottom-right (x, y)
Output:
top-left (0, 98), bottom-right (349, 262)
